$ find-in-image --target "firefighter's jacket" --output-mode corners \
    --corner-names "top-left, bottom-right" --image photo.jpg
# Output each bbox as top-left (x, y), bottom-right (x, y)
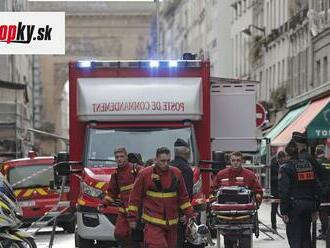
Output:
top-left (127, 165), bottom-right (194, 227)
top-left (279, 158), bottom-right (321, 215)
top-left (212, 167), bottom-right (263, 198)
top-left (106, 162), bottom-right (143, 214)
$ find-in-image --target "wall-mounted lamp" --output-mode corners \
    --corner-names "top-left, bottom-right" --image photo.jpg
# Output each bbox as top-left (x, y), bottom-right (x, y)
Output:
top-left (241, 24), bottom-right (266, 36)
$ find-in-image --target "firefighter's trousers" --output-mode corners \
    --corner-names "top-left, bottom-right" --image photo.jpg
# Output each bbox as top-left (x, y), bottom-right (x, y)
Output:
top-left (144, 223), bottom-right (177, 248)
top-left (114, 213), bottom-right (131, 248)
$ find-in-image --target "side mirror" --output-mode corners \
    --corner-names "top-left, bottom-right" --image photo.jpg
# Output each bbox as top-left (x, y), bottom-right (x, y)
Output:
top-left (55, 152), bottom-right (70, 176)
top-left (54, 152), bottom-right (70, 187)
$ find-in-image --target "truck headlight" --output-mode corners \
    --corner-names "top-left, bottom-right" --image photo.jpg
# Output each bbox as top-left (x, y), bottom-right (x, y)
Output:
top-left (81, 182), bottom-right (103, 198)
top-left (193, 177), bottom-right (202, 195)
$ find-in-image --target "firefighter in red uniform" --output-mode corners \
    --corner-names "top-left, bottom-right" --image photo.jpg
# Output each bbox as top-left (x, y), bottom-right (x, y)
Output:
top-left (103, 147), bottom-right (143, 248)
top-left (212, 151), bottom-right (263, 248)
top-left (128, 147), bottom-right (195, 248)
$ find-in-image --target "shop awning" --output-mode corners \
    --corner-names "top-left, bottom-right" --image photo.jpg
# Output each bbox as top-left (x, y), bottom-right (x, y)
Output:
top-left (259, 103), bottom-right (308, 155)
top-left (307, 101), bottom-right (330, 138)
top-left (272, 96), bottom-right (330, 146)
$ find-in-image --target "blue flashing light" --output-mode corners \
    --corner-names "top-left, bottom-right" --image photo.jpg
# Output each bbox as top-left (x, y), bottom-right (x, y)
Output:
top-left (149, 60), bottom-right (159, 68)
top-left (168, 60), bottom-right (178, 67)
top-left (78, 61), bottom-right (92, 68)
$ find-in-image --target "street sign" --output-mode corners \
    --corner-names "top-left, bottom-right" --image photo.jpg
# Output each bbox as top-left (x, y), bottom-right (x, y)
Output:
top-left (256, 103), bottom-right (266, 128)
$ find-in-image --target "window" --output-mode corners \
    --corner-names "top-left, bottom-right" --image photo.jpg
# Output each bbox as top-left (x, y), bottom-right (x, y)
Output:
top-left (270, 0), bottom-right (273, 29)
top-left (323, 56), bottom-right (328, 83)
top-left (238, 1), bottom-right (242, 16)
top-left (283, 0), bottom-right (287, 22)
top-left (316, 60), bottom-right (321, 85)
top-left (269, 66), bottom-right (272, 91)
top-left (259, 71), bottom-right (263, 99)
top-left (266, 68), bottom-right (269, 99)
top-left (85, 127), bottom-right (197, 167)
top-left (267, 2), bottom-right (270, 33)
top-left (278, 61), bottom-right (281, 85)
top-left (282, 59), bottom-right (285, 84)
top-left (273, 64), bottom-right (276, 89)
top-left (279, 0), bottom-right (282, 25)
top-left (273, 1), bottom-right (278, 29)
top-left (8, 165), bottom-right (54, 188)
top-left (320, 0), bottom-right (325, 11)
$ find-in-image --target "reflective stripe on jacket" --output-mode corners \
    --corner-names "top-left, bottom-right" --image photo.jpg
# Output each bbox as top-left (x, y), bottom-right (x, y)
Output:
top-left (212, 167), bottom-right (263, 197)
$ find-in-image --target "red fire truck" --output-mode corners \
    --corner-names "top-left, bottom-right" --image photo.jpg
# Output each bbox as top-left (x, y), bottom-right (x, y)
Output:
top-left (1, 151), bottom-right (76, 233)
top-left (55, 59), bottom-right (212, 247)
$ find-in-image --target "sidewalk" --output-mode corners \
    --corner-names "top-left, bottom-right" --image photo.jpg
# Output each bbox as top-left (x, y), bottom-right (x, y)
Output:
top-left (209, 200), bottom-right (326, 248)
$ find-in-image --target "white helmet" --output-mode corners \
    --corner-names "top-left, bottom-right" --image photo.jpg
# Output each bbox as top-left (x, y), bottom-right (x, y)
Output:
top-left (185, 219), bottom-right (215, 246)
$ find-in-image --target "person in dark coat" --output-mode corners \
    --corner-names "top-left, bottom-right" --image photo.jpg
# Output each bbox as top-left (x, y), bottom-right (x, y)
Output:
top-left (315, 145), bottom-right (330, 239)
top-left (270, 151), bottom-right (287, 230)
top-left (169, 138), bottom-right (195, 248)
top-left (292, 131), bottom-right (322, 178)
top-left (170, 138), bottom-right (194, 199)
top-left (279, 141), bottom-right (321, 248)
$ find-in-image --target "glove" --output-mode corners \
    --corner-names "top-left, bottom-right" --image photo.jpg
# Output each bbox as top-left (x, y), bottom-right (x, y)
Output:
top-left (255, 194), bottom-right (262, 206)
top-left (103, 195), bottom-right (112, 205)
top-left (129, 221), bottom-right (137, 230)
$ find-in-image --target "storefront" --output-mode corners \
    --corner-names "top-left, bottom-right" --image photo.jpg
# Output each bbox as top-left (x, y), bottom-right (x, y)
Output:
top-left (259, 103), bottom-right (308, 156)
top-left (262, 95), bottom-right (330, 157)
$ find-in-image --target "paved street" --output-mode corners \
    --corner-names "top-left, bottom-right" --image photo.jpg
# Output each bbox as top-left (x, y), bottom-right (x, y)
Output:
top-left (33, 201), bottom-right (327, 248)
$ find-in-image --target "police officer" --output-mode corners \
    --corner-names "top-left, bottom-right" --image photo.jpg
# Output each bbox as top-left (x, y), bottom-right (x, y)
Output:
top-left (315, 145), bottom-right (330, 240)
top-left (279, 141), bottom-right (321, 248)
top-left (292, 131), bottom-right (322, 178)
top-left (270, 151), bottom-right (287, 231)
top-left (169, 139), bottom-right (194, 248)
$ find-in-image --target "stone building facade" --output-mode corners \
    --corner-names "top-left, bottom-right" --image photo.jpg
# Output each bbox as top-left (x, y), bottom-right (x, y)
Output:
top-left (159, 0), bottom-right (233, 77)
top-left (28, 2), bottom-right (155, 154)
top-left (0, 0), bottom-right (34, 160)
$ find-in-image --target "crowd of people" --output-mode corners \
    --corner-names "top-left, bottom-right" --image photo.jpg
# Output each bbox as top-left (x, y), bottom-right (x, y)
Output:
top-left (270, 131), bottom-right (330, 248)
top-left (102, 131), bottom-right (329, 248)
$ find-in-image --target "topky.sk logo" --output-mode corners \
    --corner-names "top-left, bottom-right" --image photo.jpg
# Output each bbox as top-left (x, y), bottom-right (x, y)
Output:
top-left (0, 12), bottom-right (65, 54)
top-left (0, 22), bottom-right (53, 44)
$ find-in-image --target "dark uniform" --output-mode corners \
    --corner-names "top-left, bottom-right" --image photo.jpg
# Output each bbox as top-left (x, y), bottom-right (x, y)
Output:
top-left (279, 158), bottom-right (321, 248)
top-left (299, 149), bottom-right (323, 178)
top-left (270, 156), bottom-right (280, 230)
top-left (169, 139), bottom-right (195, 248)
top-left (317, 156), bottom-right (330, 238)
top-left (292, 131), bottom-right (323, 178)
top-left (170, 156), bottom-right (193, 199)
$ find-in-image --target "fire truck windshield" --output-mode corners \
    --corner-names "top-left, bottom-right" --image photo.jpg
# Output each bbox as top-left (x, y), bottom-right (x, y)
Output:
top-left (8, 165), bottom-right (53, 189)
top-left (85, 127), bottom-right (198, 167)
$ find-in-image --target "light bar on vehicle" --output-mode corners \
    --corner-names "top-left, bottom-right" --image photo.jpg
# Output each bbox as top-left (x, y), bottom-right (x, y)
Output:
top-left (77, 61), bottom-right (92, 68)
top-left (168, 60), bottom-right (178, 67)
top-left (149, 60), bottom-right (159, 68)
top-left (75, 60), bottom-right (202, 69)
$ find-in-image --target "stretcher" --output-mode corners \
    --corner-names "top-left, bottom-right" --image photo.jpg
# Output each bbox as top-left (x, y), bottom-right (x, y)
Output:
top-left (209, 186), bottom-right (259, 248)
